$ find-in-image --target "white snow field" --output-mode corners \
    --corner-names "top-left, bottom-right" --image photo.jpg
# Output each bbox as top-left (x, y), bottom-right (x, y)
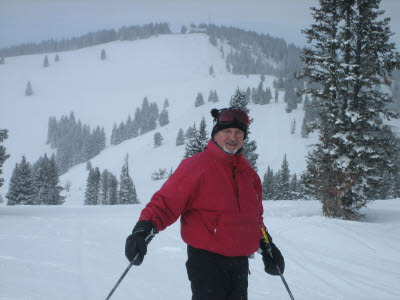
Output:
top-left (0, 200), bottom-right (399, 300)
top-left (1, 33), bottom-right (400, 299)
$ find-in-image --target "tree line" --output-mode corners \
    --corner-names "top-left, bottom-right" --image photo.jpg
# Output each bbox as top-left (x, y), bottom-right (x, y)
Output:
top-left (84, 156), bottom-right (139, 205)
top-left (0, 23), bottom-right (171, 57)
top-left (111, 97), bottom-right (170, 145)
top-left (6, 154), bottom-right (64, 205)
top-left (47, 112), bottom-right (106, 174)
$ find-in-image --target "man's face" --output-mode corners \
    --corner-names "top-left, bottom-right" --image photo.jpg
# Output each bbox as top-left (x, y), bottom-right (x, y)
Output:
top-left (213, 128), bottom-right (244, 154)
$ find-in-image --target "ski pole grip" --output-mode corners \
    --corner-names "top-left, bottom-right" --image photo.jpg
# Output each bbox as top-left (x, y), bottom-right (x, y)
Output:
top-left (260, 227), bottom-right (270, 243)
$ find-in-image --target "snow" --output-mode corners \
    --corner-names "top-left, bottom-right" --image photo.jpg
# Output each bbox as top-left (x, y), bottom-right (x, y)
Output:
top-left (0, 200), bottom-right (400, 300)
top-left (1, 33), bottom-right (400, 299)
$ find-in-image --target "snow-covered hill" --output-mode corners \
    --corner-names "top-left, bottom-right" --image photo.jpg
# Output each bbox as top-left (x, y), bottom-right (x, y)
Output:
top-left (0, 33), bottom-right (314, 204)
top-left (1, 32), bottom-right (400, 300)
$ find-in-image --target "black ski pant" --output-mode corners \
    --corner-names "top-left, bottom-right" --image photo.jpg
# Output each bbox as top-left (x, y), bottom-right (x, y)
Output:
top-left (186, 245), bottom-right (249, 300)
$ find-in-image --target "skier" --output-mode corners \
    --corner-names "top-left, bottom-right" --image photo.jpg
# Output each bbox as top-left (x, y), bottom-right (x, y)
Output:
top-left (125, 107), bottom-right (285, 299)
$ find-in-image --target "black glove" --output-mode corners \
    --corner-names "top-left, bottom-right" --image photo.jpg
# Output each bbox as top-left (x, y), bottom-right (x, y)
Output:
top-left (260, 231), bottom-right (285, 276)
top-left (125, 220), bottom-right (158, 265)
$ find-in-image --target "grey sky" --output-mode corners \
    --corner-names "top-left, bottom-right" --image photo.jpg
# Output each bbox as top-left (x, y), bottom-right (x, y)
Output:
top-left (1, 0), bottom-right (399, 49)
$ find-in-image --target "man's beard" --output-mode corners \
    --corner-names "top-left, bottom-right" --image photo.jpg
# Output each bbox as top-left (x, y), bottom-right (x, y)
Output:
top-left (223, 141), bottom-right (238, 154)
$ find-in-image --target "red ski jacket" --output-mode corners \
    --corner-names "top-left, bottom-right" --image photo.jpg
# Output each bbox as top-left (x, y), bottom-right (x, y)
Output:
top-left (140, 139), bottom-right (265, 257)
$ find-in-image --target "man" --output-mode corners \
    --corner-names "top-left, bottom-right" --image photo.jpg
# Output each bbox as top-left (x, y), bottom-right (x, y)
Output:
top-left (125, 107), bottom-right (285, 300)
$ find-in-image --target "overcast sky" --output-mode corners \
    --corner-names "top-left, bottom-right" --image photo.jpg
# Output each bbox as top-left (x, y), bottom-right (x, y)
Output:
top-left (1, 0), bottom-right (400, 49)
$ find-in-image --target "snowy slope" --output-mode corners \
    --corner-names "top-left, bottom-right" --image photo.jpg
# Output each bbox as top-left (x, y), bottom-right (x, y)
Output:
top-left (0, 200), bottom-right (399, 300)
top-left (0, 33), bottom-right (315, 203)
top-left (1, 33), bottom-right (400, 300)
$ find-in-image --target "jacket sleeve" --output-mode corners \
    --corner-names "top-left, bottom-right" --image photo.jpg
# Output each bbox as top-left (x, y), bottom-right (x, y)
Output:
top-left (254, 170), bottom-right (266, 232)
top-left (139, 159), bottom-right (198, 231)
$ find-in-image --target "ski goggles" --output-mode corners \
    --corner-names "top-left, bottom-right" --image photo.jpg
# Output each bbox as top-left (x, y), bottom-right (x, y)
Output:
top-left (216, 108), bottom-right (250, 126)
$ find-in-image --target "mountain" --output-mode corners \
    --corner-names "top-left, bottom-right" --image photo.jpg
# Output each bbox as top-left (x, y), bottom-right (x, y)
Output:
top-left (1, 31), bottom-right (400, 300)
top-left (0, 33), bottom-right (314, 204)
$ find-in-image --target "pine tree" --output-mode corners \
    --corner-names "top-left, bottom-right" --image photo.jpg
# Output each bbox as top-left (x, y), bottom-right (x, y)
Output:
top-left (32, 154), bottom-right (64, 205)
top-left (230, 88), bottom-right (249, 113)
top-left (25, 81), bottom-right (34, 96)
top-left (43, 55), bottom-right (49, 67)
top-left (185, 125), bottom-right (195, 140)
top-left (163, 98), bottom-right (170, 109)
top-left (209, 65), bottom-right (214, 76)
top-left (101, 49), bottom-right (107, 60)
top-left (290, 118), bottom-right (296, 134)
top-left (299, 0), bottom-right (400, 219)
top-left (6, 156), bottom-right (36, 205)
top-left (262, 166), bottom-right (275, 200)
top-left (230, 88), bottom-right (258, 171)
top-left (0, 57), bottom-right (5, 65)
top-left (289, 174), bottom-right (299, 199)
top-left (100, 169), bottom-right (110, 205)
top-left (108, 174), bottom-right (119, 205)
top-left (176, 128), bottom-right (185, 146)
top-left (55, 54), bottom-right (60, 62)
top-left (119, 155), bottom-right (138, 204)
top-left (84, 167), bottom-right (100, 205)
top-left (195, 92), bottom-right (205, 107)
top-left (159, 108), bottom-right (169, 126)
top-left (274, 89), bottom-right (279, 103)
top-left (275, 154), bottom-right (291, 200)
top-left (154, 132), bottom-right (163, 147)
top-left (0, 129), bottom-right (9, 188)
top-left (184, 119), bottom-right (208, 159)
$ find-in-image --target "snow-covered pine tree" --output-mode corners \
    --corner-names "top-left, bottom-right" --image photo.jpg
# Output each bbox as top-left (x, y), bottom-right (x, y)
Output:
top-left (275, 154), bottom-right (291, 200)
top-left (154, 132), bottom-right (163, 147)
top-left (0, 129), bottom-right (9, 188)
top-left (6, 156), bottom-right (35, 205)
top-left (159, 108), bottom-right (169, 126)
top-left (301, 95), bottom-right (316, 138)
top-left (299, 0), bottom-right (400, 219)
top-left (262, 166), bottom-right (275, 200)
top-left (0, 57), bottom-right (5, 64)
top-left (25, 81), bottom-right (33, 96)
top-left (195, 92), bottom-right (205, 107)
top-left (230, 88), bottom-right (259, 171)
top-left (100, 169), bottom-right (110, 205)
top-left (184, 118), bottom-right (209, 159)
top-left (163, 98), bottom-right (170, 109)
top-left (176, 128), bottom-right (185, 146)
top-left (108, 174), bottom-right (119, 205)
top-left (119, 155), bottom-right (138, 204)
top-left (185, 125), bottom-right (195, 140)
top-left (149, 102), bottom-right (159, 131)
top-left (198, 117), bottom-right (208, 148)
top-left (32, 154), bottom-right (64, 205)
top-left (284, 81), bottom-right (297, 113)
top-left (289, 174), bottom-right (300, 199)
top-left (84, 167), bottom-right (101, 205)
top-left (43, 55), bottom-right (49, 67)
top-left (55, 54), bottom-right (60, 62)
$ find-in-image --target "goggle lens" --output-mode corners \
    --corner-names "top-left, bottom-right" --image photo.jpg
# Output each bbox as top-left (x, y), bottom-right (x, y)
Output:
top-left (218, 109), bottom-right (250, 126)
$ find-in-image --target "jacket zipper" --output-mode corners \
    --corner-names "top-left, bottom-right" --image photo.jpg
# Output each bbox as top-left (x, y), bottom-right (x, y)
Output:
top-left (232, 158), bottom-right (240, 211)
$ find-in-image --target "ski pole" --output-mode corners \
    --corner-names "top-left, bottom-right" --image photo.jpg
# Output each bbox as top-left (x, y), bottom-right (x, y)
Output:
top-left (105, 228), bottom-right (157, 300)
top-left (261, 228), bottom-right (295, 300)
